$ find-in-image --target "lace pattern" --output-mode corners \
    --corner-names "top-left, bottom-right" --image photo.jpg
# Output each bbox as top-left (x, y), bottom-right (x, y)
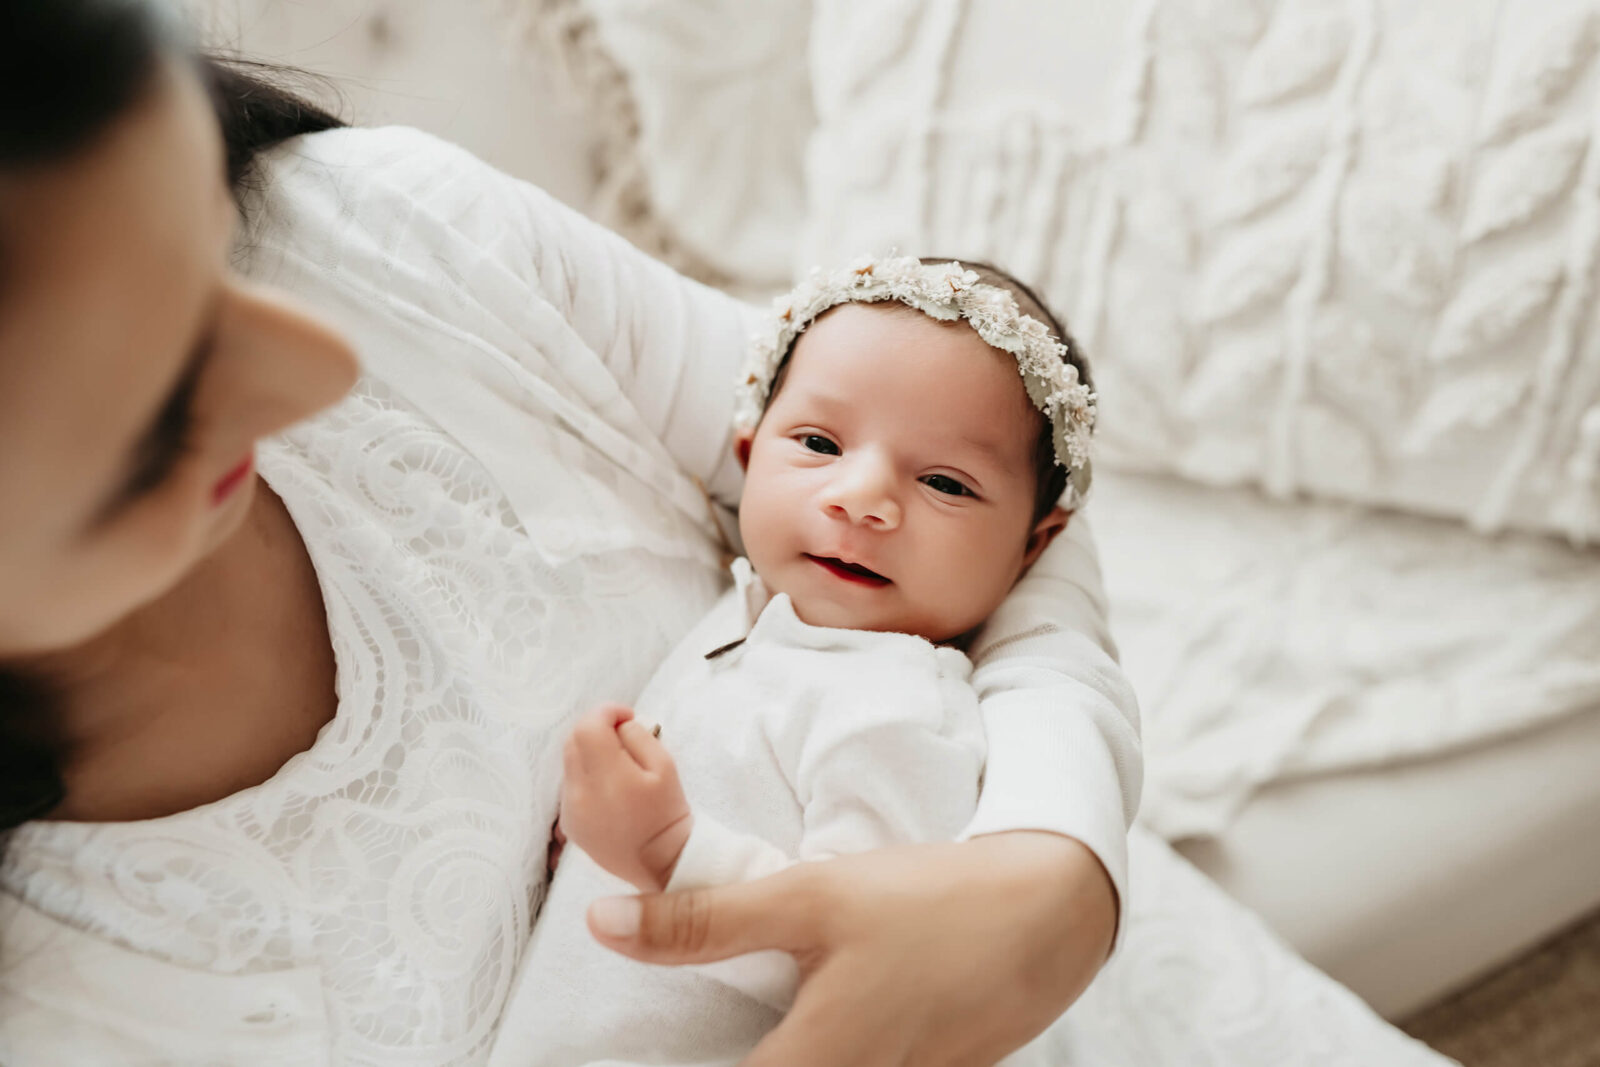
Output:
top-left (0, 378), bottom-right (726, 1065)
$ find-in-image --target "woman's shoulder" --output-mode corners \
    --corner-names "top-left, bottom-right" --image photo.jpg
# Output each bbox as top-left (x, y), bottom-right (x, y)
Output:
top-left (244, 125), bottom-right (564, 271)
top-left (261, 125), bottom-right (507, 207)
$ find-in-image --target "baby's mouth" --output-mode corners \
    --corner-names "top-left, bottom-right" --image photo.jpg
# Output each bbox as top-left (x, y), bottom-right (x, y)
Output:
top-left (805, 554), bottom-right (891, 586)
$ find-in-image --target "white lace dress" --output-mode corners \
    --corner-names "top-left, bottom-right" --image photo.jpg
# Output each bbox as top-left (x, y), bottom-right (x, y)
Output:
top-left (0, 128), bottom-right (1142, 1066)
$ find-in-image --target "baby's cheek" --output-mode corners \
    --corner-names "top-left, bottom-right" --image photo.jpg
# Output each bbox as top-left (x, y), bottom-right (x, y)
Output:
top-left (934, 550), bottom-right (1019, 635)
top-left (737, 472), bottom-right (794, 561)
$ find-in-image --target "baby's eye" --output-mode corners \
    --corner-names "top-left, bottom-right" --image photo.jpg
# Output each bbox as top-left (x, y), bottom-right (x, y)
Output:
top-left (801, 434), bottom-right (840, 455)
top-left (922, 474), bottom-right (972, 497)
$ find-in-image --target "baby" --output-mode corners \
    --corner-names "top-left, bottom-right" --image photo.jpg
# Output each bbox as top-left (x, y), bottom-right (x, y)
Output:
top-left (490, 256), bottom-right (1097, 1067)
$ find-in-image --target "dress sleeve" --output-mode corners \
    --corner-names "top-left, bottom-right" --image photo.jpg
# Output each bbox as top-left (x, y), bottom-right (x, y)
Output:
top-left (961, 512), bottom-right (1143, 950)
top-left (484, 176), bottom-right (761, 507)
top-left (253, 126), bottom-right (758, 508)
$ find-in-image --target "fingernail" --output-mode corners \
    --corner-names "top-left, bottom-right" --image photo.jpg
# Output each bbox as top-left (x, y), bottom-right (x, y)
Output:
top-left (590, 897), bottom-right (642, 938)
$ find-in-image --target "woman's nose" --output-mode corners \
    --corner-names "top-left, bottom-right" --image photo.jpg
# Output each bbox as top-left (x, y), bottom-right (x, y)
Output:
top-left (819, 455), bottom-right (901, 530)
top-left (215, 278), bottom-right (359, 433)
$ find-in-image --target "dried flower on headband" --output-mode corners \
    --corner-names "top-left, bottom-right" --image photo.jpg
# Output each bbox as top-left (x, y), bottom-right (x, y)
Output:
top-left (735, 254), bottom-right (1097, 507)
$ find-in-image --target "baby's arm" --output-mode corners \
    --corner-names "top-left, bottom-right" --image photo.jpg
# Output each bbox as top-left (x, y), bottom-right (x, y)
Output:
top-left (559, 653), bottom-right (983, 1013)
top-left (558, 705), bottom-right (694, 893)
top-left (558, 704), bottom-right (800, 1012)
top-left (559, 704), bottom-right (793, 893)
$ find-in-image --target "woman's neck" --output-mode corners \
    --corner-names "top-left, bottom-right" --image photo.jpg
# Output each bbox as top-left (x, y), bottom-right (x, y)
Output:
top-left (35, 480), bottom-right (337, 822)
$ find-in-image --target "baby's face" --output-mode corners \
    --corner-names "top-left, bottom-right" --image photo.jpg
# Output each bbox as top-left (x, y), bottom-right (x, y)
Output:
top-left (737, 303), bottom-right (1063, 643)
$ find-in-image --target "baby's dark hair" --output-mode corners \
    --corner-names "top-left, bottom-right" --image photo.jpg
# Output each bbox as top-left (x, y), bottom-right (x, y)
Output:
top-left (764, 258), bottom-right (1091, 524)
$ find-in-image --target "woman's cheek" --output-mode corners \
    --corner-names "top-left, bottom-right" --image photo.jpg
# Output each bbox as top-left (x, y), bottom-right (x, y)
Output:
top-left (117, 466), bottom-right (219, 577)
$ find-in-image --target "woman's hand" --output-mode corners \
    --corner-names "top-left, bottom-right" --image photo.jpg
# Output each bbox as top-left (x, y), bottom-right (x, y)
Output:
top-left (585, 830), bottom-right (1117, 1066)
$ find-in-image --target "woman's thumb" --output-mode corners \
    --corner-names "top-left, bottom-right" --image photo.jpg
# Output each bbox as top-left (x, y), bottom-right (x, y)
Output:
top-left (586, 873), bottom-right (815, 965)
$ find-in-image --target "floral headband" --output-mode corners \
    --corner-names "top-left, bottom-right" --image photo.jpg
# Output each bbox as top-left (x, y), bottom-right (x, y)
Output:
top-left (735, 254), bottom-right (1097, 507)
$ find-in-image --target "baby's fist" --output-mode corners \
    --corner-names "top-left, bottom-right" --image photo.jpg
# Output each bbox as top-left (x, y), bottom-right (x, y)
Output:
top-left (559, 704), bottom-right (692, 891)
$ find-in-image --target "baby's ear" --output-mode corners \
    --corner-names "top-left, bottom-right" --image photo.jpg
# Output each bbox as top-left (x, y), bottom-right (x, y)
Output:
top-left (734, 428), bottom-right (755, 471)
top-left (1023, 506), bottom-right (1071, 568)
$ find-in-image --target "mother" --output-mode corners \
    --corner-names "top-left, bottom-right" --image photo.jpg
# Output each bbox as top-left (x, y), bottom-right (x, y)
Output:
top-left (0, 2), bottom-right (1140, 1064)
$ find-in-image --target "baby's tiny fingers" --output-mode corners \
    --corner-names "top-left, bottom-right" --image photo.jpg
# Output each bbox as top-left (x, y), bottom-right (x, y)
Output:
top-left (572, 705), bottom-right (634, 761)
top-left (616, 718), bottom-right (672, 772)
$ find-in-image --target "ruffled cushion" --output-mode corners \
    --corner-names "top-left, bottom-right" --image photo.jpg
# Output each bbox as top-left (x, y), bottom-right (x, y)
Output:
top-left (499, 0), bottom-right (814, 287)
top-left (800, 0), bottom-right (1600, 543)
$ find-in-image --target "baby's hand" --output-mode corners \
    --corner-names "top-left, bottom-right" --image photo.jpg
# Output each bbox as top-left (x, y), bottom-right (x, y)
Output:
top-left (559, 704), bottom-right (692, 892)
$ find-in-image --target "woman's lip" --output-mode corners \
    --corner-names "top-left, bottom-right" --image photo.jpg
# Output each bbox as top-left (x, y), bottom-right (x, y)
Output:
top-left (806, 554), bottom-right (891, 586)
top-left (211, 451), bottom-right (255, 506)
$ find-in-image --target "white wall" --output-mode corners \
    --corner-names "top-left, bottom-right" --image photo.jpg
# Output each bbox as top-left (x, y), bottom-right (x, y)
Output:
top-left (188, 0), bottom-right (598, 209)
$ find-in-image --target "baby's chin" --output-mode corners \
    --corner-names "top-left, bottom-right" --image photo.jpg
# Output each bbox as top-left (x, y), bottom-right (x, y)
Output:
top-left (786, 592), bottom-right (891, 634)
top-left (784, 590), bottom-right (964, 644)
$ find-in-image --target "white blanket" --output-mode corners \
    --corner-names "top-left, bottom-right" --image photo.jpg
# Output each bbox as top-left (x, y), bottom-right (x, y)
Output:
top-left (1092, 471), bottom-right (1600, 841)
top-left (1057, 827), bottom-right (1450, 1065)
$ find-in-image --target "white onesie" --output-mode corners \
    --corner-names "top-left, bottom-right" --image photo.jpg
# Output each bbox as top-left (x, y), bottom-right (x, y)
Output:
top-left (490, 558), bottom-right (1053, 1066)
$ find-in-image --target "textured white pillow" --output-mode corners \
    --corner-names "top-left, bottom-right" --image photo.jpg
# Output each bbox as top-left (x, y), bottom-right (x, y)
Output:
top-left (801, 0), bottom-right (1600, 542)
top-left (499, 0), bottom-right (814, 287)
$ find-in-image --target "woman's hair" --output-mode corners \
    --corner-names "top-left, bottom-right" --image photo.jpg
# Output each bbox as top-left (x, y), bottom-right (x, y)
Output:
top-left (0, 0), bottom-right (344, 837)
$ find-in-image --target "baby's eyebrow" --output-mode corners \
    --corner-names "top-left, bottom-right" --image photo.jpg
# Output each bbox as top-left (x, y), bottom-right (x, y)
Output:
top-left (793, 389), bottom-right (850, 414)
top-left (955, 433), bottom-right (1011, 468)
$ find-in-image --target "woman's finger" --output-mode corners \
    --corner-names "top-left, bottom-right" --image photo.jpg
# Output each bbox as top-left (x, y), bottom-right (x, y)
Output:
top-left (587, 866), bottom-right (823, 965)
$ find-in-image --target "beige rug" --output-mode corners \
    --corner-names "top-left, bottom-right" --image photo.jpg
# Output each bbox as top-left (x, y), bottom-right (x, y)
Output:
top-left (1403, 908), bottom-right (1600, 1066)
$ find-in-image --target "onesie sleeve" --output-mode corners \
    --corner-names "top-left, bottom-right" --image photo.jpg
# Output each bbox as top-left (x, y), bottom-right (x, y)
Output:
top-left (665, 813), bottom-right (792, 893)
top-left (963, 512), bottom-right (1143, 951)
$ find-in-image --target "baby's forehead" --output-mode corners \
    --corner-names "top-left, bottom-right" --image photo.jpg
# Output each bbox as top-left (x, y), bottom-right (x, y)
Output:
top-left (800, 299), bottom-right (996, 353)
top-left (784, 302), bottom-right (1042, 434)
top-left (798, 301), bottom-right (1029, 389)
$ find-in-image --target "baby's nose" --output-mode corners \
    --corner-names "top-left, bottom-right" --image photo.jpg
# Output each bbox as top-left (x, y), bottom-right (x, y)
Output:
top-left (820, 458), bottom-right (901, 529)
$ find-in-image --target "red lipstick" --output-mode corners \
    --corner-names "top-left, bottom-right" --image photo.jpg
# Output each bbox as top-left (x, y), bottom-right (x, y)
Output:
top-left (211, 452), bottom-right (254, 506)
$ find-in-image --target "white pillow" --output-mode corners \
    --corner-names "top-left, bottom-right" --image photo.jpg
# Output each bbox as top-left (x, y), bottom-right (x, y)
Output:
top-left (801, 0), bottom-right (1600, 543)
top-left (500, 0), bottom-right (814, 287)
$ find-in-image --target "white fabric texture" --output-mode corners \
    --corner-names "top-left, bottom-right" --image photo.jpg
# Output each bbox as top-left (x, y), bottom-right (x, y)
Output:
top-left (499, 0), bottom-right (814, 287)
top-left (493, 559), bottom-right (1053, 1066)
top-left (1091, 468), bottom-right (1600, 840)
top-left (1060, 826), bottom-right (1449, 1066)
top-left (0, 126), bottom-right (1139, 1065)
top-left (800, 0), bottom-right (1600, 543)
